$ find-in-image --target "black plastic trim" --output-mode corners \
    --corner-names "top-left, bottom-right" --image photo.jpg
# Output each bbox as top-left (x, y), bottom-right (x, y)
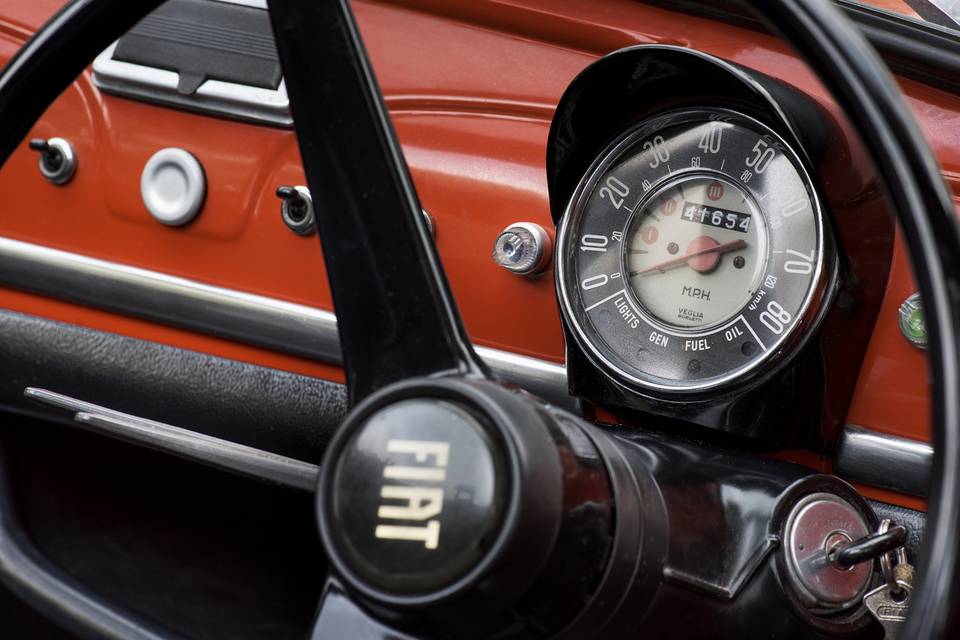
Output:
top-left (113, 0), bottom-right (281, 94)
top-left (0, 310), bottom-right (346, 462)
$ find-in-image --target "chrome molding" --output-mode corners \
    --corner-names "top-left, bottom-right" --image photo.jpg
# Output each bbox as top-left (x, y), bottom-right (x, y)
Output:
top-left (834, 425), bottom-right (932, 497)
top-left (213, 0), bottom-right (267, 7)
top-left (25, 388), bottom-right (319, 491)
top-left (473, 344), bottom-right (571, 409)
top-left (0, 237), bottom-right (575, 410)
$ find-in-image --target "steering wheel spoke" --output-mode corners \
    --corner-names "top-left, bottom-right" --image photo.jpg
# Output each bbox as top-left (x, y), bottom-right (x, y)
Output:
top-left (266, 0), bottom-right (489, 405)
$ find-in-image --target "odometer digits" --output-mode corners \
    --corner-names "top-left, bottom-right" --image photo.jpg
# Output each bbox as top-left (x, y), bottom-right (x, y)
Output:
top-left (680, 201), bottom-right (752, 233)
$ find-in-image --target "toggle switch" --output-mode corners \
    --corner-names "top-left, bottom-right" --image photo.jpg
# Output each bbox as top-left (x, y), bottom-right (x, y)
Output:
top-left (29, 137), bottom-right (77, 185)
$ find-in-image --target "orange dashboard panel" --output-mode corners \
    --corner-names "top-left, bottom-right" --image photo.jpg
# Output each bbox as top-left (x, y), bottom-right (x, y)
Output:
top-left (0, 0), bottom-right (946, 445)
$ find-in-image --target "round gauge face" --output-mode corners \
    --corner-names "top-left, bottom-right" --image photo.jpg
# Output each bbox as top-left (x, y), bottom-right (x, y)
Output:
top-left (556, 109), bottom-right (827, 393)
top-left (623, 174), bottom-right (768, 330)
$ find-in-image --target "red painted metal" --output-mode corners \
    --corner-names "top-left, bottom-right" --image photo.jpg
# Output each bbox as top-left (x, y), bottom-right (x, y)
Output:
top-left (0, 0), bottom-right (951, 507)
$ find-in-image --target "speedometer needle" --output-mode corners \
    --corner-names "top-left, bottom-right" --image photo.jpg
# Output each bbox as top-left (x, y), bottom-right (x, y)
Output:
top-left (630, 238), bottom-right (747, 277)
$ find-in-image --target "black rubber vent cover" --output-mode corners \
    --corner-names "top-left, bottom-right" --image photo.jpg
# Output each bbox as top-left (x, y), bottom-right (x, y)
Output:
top-left (113, 0), bottom-right (280, 95)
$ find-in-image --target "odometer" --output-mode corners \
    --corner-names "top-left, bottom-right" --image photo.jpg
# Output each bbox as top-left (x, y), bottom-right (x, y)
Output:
top-left (556, 109), bottom-right (827, 393)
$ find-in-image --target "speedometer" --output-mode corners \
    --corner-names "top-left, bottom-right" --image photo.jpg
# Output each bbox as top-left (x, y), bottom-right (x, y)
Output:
top-left (556, 109), bottom-right (827, 393)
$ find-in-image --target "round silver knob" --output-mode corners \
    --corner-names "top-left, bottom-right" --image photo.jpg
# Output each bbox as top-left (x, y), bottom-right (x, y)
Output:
top-left (492, 222), bottom-right (552, 275)
top-left (140, 148), bottom-right (206, 226)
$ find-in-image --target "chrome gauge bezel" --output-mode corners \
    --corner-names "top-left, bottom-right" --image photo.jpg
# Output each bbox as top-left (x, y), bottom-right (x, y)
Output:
top-left (555, 108), bottom-right (829, 394)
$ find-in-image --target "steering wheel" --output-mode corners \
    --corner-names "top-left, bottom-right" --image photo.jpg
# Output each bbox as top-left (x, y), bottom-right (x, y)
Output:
top-left (0, 0), bottom-right (958, 638)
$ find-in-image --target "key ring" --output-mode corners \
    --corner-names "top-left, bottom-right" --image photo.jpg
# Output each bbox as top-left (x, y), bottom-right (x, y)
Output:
top-left (877, 519), bottom-right (908, 596)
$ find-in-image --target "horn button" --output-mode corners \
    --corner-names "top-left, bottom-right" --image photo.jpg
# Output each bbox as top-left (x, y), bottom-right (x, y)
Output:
top-left (316, 377), bottom-right (635, 635)
top-left (320, 396), bottom-right (508, 597)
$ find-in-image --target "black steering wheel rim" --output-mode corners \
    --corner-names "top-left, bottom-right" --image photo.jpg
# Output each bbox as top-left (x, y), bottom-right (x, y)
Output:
top-left (0, 0), bottom-right (956, 637)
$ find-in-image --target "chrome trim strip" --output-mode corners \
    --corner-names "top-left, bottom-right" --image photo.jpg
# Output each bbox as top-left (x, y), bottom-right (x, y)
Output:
top-left (213, 0), bottom-right (267, 8)
top-left (834, 425), bottom-right (932, 497)
top-left (0, 236), bottom-right (342, 360)
top-left (473, 345), bottom-right (572, 409)
top-left (0, 237), bottom-right (574, 410)
top-left (24, 388), bottom-right (318, 492)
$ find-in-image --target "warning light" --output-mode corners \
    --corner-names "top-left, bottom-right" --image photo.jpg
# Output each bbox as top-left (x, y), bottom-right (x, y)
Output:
top-left (707, 181), bottom-right (725, 201)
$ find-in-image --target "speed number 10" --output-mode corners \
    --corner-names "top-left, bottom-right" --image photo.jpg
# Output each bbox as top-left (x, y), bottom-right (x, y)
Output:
top-left (580, 231), bottom-right (623, 253)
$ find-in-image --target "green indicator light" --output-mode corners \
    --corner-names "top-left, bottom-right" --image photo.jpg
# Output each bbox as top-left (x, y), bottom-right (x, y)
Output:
top-left (898, 293), bottom-right (927, 349)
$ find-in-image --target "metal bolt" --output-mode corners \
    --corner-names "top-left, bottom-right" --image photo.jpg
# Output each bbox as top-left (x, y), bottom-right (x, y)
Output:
top-left (492, 222), bottom-right (552, 275)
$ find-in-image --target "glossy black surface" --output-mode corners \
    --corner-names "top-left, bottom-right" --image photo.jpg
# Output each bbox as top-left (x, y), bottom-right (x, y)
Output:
top-left (325, 397), bottom-right (507, 595)
top-left (313, 382), bottom-right (893, 639)
top-left (311, 580), bottom-right (417, 640)
top-left (513, 409), bottom-right (617, 633)
top-left (316, 378), bottom-right (622, 638)
top-left (832, 525), bottom-right (907, 569)
top-left (613, 434), bottom-right (879, 637)
top-left (621, 431), bottom-right (809, 599)
top-left (548, 45), bottom-right (893, 448)
top-left (267, 0), bottom-right (489, 404)
top-left (314, 408), bottom-right (887, 638)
